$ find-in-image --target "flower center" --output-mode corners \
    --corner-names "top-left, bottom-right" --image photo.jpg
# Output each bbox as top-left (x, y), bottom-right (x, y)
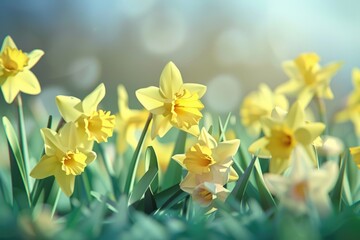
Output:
top-left (166, 88), bottom-right (204, 129)
top-left (295, 53), bottom-right (320, 86)
top-left (266, 125), bottom-right (297, 159)
top-left (78, 110), bottom-right (115, 143)
top-left (183, 143), bottom-right (215, 174)
top-left (193, 186), bottom-right (214, 206)
top-left (61, 150), bottom-right (87, 175)
top-left (291, 180), bottom-right (308, 201)
top-left (0, 47), bottom-right (29, 74)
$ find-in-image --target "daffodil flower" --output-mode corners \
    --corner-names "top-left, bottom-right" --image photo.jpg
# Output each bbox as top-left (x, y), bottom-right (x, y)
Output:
top-left (249, 102), bottom-right (325, 174)
top-left (30, 122), bottom-right (96, 196)
top-left (56, 83), bottom-right (115, 143)
top-left (335, 68), bottom-right (360, 136)
top-left (115, 84), bottom-right (149, 154)
top-left (136, 61), bottom-right (206, 139)
top-left (192, 182), bottom-right (229, 208)
top-left (0, 36), bottom-right (44, 103)
top-left (240, 84), bottom-right (288, 136)
top-left (173, 127), bottom-right (239, 180)
top-left (276, 53), bottom-right (341, 107)
top-left (264, 146), bottom-right (339, 216)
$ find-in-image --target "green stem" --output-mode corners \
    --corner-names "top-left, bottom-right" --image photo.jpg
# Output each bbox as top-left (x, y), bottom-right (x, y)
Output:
top-left (316, 96), bottom-right (328, 135)
top-left (124, 113), bottom-right (152, 195)
top-left (16, 94), bottom-right (31, 190)
top-left (51, 188), bottom-right (61, 219)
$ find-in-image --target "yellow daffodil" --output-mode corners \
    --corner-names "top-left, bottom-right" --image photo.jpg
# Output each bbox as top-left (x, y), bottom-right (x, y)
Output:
top-left (350, 146), bottom-right (360, 169)
top-left (264, 146), bottom-right (339, 216)
top-left (0, 36), bottom-right (44, 103)
top-left (240, 84), bottom-right (288, 136)
top-left (173, 127), bottom-right (239, 203)
top-left (335, 68), bottom-right (360, 136)
top-left (115, 84), bottom-right (149, 154)
top-left (276, 53), bottom-right (341, 107)
top-left (191, 182), bottom-right (229, 208)
top-left (30, 122), bottom-right (96, 196)
top-left (136, 61), bottom-right (206, 139)
top-left (249, 102), bottom-right (325, 174)
top-left (56, 83), bottom-right (115, 143)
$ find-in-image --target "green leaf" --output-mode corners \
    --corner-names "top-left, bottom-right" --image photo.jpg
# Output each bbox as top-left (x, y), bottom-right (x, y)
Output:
top-left (161, 130), bottom-right (187, 190)
top-left (124, 113), bottom-right (152, 194)
top-left (229, 154), bottom-right (257, 202)
top-left (129, 147), bottom-right (159, 205)
top-left (254, 160), bottom-right (276, 210)
top-left (2, 116), bottom-right (31, 207)
top-left (331, 152), bottom-right (348, 211)
top-left (218, 112), bottom-right (232, 142)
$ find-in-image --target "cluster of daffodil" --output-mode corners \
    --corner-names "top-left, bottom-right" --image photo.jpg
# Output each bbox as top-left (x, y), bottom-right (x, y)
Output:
top-left (135, 62), bottom-right (240, 208)
top-left (30, 84), bottom-right (116, 196)
top-left (2, 35), bottom-right (360, 217)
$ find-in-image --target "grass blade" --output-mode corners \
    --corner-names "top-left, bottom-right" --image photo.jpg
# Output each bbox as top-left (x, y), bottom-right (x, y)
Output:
top-left (331, 152), bottom-right (348, 211)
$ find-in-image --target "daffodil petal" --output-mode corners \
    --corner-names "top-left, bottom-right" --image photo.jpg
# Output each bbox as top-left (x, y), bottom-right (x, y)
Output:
top-left (181, 124), bottom-right (200, 137)
top-left (263, 173), bottom-right (289, 196)
top-left (248, 137), bottom-right (271, 158)
top-left (309, 161), bottom-right (338, 192)
top-left (281, 61), bottom-right (302, 81)
top-left (1, 36), bottom-right (17, 52)
top-left (285, 102), bottom-right (304, 129)
top-left (30, 156), bottom-right (58, 179)
top-left (151, 114), bottom-right (172, 139)
top-left (229, 166), bottom-right (239, 182)
top-left (159, 61), bottom-right (183, 99)
top-left (294, 123), bottom-right (325, 145)
top-left (269, 157), bottom-right (290, 174)
top-left (26, 49), bottom-right (44, 69)
top-left (213, 139), bottom-right (240, 161)
top-left (16, 70), bottom-right (41, 95)
top-left (136, 87), bottom-right (165, 114)
top-left (56, 95), bottom-right (82, 122)
top-left (297, 88), bottom-right (314, 108)
top-left (276, 79), bottom-right (302, 95)
top-left (85, 151), bottom-right (97, 165)
top-left (82, 83), bottom-right (105, 115)
top-left (1, 76), bottom-right (20, 103)
top-left (180, 173), bottom-right (197, 194)
top-left (317, 62), bottom-right (342, 81)
top-left (55, 170), bottom-right (75, 197)
top-left (41, 128), bottom-right (66, 155)
top-left (172, 154), bottom-right (186, 168)
top-left (198, 128), bottom-right (217, 149)
top-left (182, 83), bottom-right (207, 98)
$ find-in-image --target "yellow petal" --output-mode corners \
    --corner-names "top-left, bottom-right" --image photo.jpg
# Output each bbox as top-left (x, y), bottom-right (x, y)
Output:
top-left (276, 79), bottom-right (302, 95)
top-left (59, 122), bottom-right (93, 151)
top-left (117, 84), bottom-right (129, 114)
top-left (30, 156), bottom-right (58, 179)
top-left (198, 128), bottom-right (217, 149)
top-left (352, 68), bottom-right (360, 87)
top-left (294, 123), bottom-right (325, 145)
top-left (182, 83), bottom-right (207, 98)
top-left (180, 124), bottom-right (200, 137)
top-left (26, 49), bottom-right (44, 69)
top-left (213, 139), bottom-right (240, 161)
top-left (248, 137), bottom-right (271, 158)
top-left (1, 36), bottom-right (17, 52)
top-left (317, 62), bottom-right (342, 82)
top-left (1, 75), bottom-right (20, 103)
top-left (159, 61), bottom-right (183, 99)
top-left (54, 170), bottom-right (75, 197)
top-left (85, 151), bottom-right (97, 165)
top-left (269, 157), bottom-right (290, 174)
top-left (56, 95), bottom-right (82, 122)
top-left (82, 83), bottom-right (105, 115)
top-left (281, 61), bottom-right (302, 81)
top-left (151, 114), bottom-right (172, 139)
top-left (180, 173), bottom-right (197, 194)
top-left (229, 166), bottom-right (239, 182)
top-left (41, 128), bottom-right (66, 155)
top-left (136, 87), bottom-right (165, 114)
top-left (285, 102), bottom-right (304, 129)
top-left (172, 154), bottom-right (186, 168)
top-left (16, 70), bottom-right (41, 95)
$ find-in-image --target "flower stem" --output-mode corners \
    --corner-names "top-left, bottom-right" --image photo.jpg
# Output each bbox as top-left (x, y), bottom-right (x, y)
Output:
top-left (51, 188), bottom-right (61, 219)
top-left (124, 113), bottom-right (152, 195)
top-left (16, 94), bottom-right (31, 189)
top-left (316, 96), bottom-right (328, 135)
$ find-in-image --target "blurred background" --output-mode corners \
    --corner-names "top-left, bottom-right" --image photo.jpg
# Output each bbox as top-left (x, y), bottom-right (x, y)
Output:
top-left (0, 0), bottom-right (359, 120)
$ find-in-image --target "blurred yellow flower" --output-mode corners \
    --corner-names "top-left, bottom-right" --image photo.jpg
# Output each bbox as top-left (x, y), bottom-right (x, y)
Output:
top-left (350, 146), bottom-right (360, 169)
top-left (115, 85), bottom-right (149, 154)
top-left (335, 68), bottom-right (360, 136)
top-left (136, 61), bottom-right (206, 139)
top-left (240, 84), bottom-right (288, 136)
top-left (264, 146), bottom-right (339, 216)
top-left (0, 36), bottom-right (44, 103)
top-left (56, 83), bottom-right (115, 143)
top-left (30, 122), bottom-right (96, 196)
top-left (249, 102), bottom-right (325, 174)
top-left (276, 53), bottom-right (341, 107)
top-left (192, 182), bottom-right (229, 208)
